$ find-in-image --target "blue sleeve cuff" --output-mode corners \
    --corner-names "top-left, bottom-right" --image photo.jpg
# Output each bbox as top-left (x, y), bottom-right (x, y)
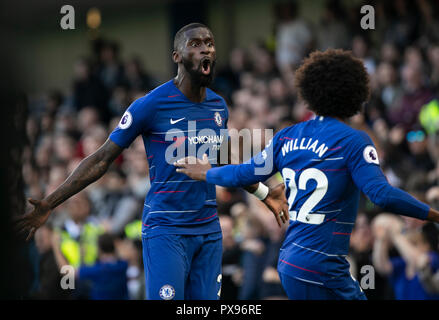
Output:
top-left (109, 133), bottom-right (129, 149)
top-left (381, 186), bottom-right (430, 220)
top-left (206, 166), bottom-right (240, 187)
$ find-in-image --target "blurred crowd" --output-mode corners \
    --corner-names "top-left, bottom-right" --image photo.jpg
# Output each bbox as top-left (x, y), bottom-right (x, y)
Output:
top-left (22, 0), bottom-right (439, 300)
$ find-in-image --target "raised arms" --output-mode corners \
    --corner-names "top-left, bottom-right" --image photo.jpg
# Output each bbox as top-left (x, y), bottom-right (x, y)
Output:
top-left (16, 138), bottom-right (123, 240)
top-left (427, 208), bottom-right (439, 223)
top-left (45, 138), bottom-right (122, 209)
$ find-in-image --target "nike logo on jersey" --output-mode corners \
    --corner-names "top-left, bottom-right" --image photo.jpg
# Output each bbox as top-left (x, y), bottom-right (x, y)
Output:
top-left (170, 117), bottom-right (185, 124)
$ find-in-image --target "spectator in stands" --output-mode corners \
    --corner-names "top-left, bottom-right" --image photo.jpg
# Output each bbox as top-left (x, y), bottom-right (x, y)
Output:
top-left (316, 0), bottom-right (350, 51)
top-left (122, 56), bottom-right (157, 93)
top-left (427, 44), bottom-right (439, 92)
top-left (405, 128), bottom-right (436, 174)
top-left (32, 224), bottom-right (71, 299)
top-left (72, 57), bottom-right (109, 122)
top-left (274, 1), bottom-right (312, 71)
top-left (123, 137), bottom-right (151, 200)
top-left (349, 212), bottom-right (392, 299)
top-left (375, 61), bottom-right (403, 112)
top-left (237, 209), bottom-right (266, 300)
top-left (92, 167), bottom-right (140, 236)
top-left (219, 214), bottom-right (243, 300)
top-left (372, 214), bottom-right (439, 300)
top-left (52, 232), bottom-right (129, 300)
top-left (418, 188), bottom-right (439, 294)
top-left (55, 192), bottom-right (102, 269)
top-left (77, 107), bottom-right (102, 135)
top-left (97, 42), bottom-right (124, 92)
top-left (351, 35), bottom-right (376, 75)
top-left (388, 62), bottom-right (434, 131)
top-left (53, 133), bottom-right (77, 164)
top-left (116, 237), bottom-right (145, 300)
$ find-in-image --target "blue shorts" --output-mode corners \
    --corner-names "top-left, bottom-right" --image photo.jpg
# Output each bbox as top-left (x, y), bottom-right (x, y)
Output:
top-left (142, 232), bottom-right (222, 300)
top-left (279, 272), bottom-right (367, 300)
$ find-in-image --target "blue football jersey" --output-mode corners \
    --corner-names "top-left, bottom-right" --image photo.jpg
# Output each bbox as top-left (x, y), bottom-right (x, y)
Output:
top-left (273, 116), bottom-right (373, 287)
top-left (110, 80), bottom-right (229, 237)
top-left (205, 115), bottom-right (429, 288)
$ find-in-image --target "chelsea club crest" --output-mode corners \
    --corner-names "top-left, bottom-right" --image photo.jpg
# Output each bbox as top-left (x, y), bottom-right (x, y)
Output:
top-left (214, 112), bottom-right (222, 127)
top-left (159, 284), bottom-right (175, 300)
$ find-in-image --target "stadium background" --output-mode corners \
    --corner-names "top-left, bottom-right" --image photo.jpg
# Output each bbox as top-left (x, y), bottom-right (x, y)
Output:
top-left (3, 0), bottom-right (439, 299)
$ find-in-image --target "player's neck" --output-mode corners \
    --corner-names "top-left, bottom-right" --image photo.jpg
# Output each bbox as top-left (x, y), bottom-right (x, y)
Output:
top-left (315, 114), bottom-right (347, 124)
top-left (174, 73), bottom-right (206, 103)
top-left (335, 117), bottom-right (347, 123)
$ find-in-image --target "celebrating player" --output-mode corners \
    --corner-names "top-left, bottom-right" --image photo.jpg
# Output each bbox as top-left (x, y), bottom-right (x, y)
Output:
top-left (15, 23), bottom-right (288, 300)
top-left (174, 49), bottom-right (439, 300)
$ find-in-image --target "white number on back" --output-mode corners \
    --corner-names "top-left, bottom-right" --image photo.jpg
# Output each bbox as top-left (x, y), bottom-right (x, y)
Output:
top-left (282, 168), bottom-right (328, 225)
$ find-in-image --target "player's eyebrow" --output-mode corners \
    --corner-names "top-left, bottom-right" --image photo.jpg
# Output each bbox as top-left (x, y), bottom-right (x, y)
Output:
top-left (187, 35), bottom-right (214, 42)
top-left (186, 29), bottom-right (214, 42)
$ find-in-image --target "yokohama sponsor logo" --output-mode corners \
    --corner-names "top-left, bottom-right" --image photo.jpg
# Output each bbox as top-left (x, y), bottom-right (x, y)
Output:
top-left (187, 135), bottom-right (224, 145)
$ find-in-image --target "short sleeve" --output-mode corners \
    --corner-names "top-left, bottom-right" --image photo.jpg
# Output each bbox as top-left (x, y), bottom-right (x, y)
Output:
top-left (346, 131), bottom-right (386, 192)
top-left (224, 101), bottom-right (229, 129)
top-left (347, 131), bottom-right (380, 176)
top-left (109, 95), bottom-right (156, 148)
top-left (346, 130), bottom-right (429, 219)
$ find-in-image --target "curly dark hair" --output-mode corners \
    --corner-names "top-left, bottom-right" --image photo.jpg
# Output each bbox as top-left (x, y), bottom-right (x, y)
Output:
top-left (294, 49), bottom-right (370, 119)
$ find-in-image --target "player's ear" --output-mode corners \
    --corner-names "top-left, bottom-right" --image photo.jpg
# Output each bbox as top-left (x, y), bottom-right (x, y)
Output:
top-left (172, 50), bottom-right (181, 63)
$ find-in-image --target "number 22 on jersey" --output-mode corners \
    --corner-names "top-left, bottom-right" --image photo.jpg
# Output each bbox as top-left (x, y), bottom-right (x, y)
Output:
top-left (282, 168), bottom-right (328, 225)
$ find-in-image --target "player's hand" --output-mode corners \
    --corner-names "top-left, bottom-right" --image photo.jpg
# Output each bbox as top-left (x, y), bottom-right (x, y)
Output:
top-left (262, 183), bottom-right (289, 228)
top-left (174, 154), bottom-right (211, 181)
top-left (14, 198), bottom-right (52, 241)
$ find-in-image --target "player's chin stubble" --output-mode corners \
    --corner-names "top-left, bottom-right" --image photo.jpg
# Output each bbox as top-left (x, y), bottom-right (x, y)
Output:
top-left (183, 58), bottom-right (216, 87)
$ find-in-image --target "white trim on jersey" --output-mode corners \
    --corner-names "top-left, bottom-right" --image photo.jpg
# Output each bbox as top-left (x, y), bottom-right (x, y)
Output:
top-left (152, 180), bottom-right (198, 184)
top-left (310, 157), bottom-right (344, 161)
top-left (294, 276), bottom-right (324, 286)
top-left (292, 242), bottom-right (348, 257)
top-left (151, 129), bottom-right (199, 134)
top-left (313, 209), bottom-right (342, 213)
top-left (148, 210), bottom-right (199, 214)
top-left (335, 221), bottom-right (355, 225)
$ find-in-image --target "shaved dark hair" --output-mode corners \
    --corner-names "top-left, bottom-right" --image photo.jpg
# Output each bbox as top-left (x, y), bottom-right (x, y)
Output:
top-left (173, 22), bottom-right (211, 51)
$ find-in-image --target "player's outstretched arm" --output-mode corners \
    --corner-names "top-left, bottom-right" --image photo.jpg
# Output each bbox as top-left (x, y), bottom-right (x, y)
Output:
top-left (258, 183), bottom-right (289, 227)
top-left (15, 138), bottom-right (123, 241)
top-left (174, 155), bottom-right (289, 227)
top-left (174, 154), bottom-right (211, 181)
top-left (350, 150), bottom-right (439, 223)
top-left (362, 175), bottom-right (439, 223)
top-left (426, 208), bottom-right (439, 223)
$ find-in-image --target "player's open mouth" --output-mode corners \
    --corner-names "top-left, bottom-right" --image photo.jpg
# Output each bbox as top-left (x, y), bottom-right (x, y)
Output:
top-left (201, 58), bottom-right (211, 75)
